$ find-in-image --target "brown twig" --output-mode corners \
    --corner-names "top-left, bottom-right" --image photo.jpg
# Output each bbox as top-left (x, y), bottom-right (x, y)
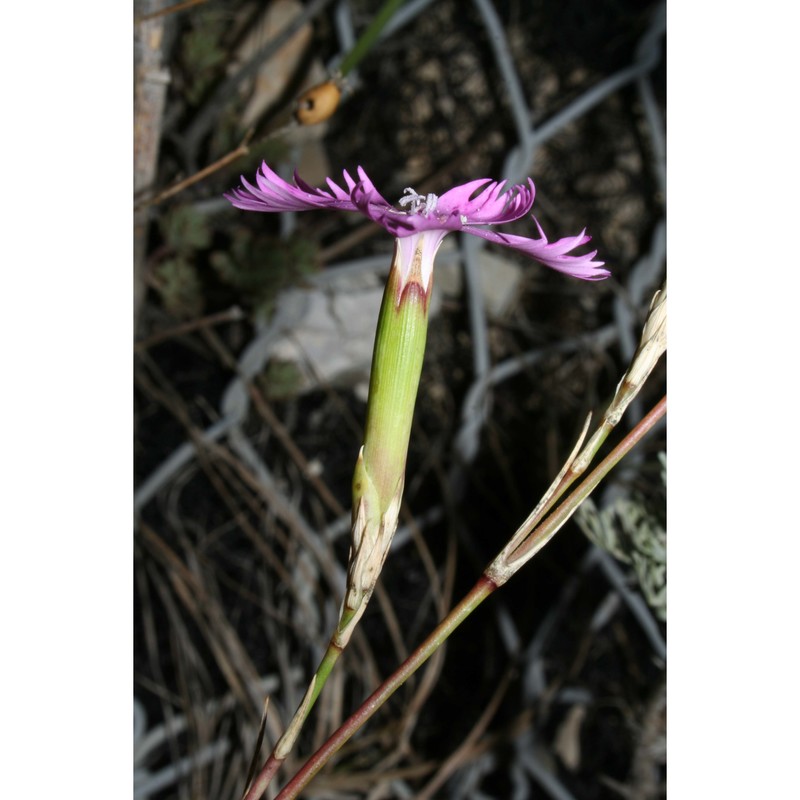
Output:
top-left (181, 0), bottom-right (336, 159)
top-left (416, 667), bottom-right (516, 800)
top-left (140, 522), bottom-right (264, 716)
top-left (136, 129), bottom-right (254, 210)
top-left (134, 0), bottom-right (170, 329)
top-left (134, 306), bottom-right (245, 352)
top-left (135, 0), bottom-right (207, 23)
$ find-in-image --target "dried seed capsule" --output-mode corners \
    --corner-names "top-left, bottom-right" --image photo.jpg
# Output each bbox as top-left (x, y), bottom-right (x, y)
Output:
top-left (294, 80), bottom-right (341, 125)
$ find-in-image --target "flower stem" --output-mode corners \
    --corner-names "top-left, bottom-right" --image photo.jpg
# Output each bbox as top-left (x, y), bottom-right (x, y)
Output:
top-left (243, 240), bottom-right (432, 799)
top-left (274, 577), bottom-right (498, 800)
top-left (272, 395), bottom-right (666, 800)
top-left (337, 0), bottom-right (406, 77)
top-left (503, 394), bottom-right (666, 570)
top-left (241, 639), bottom-right (344, 800)
top-left (487, 286), bottom-right (666, 584)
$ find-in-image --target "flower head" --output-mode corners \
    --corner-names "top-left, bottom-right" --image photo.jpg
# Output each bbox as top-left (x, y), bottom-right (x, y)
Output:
top-left (225, 163), bottom-right (609, 283)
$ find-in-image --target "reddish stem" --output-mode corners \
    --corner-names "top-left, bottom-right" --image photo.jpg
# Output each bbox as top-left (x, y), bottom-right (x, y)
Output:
top-left (273, 576), bottom-right (498, 800)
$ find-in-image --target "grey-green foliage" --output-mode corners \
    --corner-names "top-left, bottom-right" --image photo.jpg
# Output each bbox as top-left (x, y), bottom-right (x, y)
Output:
top-left (576, 453), bottom-right (666, 621)
top-left (153, 203), bottom-right (317, 322)
top-left (153, 257), bottom-right (205, 319)
top-left (257, 360), bottom-right (305, 401)
top-left (162, 205), bottom-right (212, 252)
top-left (154, 206), bottom-right (211, 318)
top-left (210, 227), bottom-right (317, 321)
top-left (180, 15), bottom-right (227, 106)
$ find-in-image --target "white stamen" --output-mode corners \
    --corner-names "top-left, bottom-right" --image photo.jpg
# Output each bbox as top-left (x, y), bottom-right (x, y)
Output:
top-left (424, 193), bottom-right (438, 216)
top-left (398, 187), bottom-right (439, 217)
top-left (459, 214), bottom-right (468, 225)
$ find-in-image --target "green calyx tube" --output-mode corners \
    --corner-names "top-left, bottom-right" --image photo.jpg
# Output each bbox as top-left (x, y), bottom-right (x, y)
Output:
top-left (336, 236), bottom-right (432, 646)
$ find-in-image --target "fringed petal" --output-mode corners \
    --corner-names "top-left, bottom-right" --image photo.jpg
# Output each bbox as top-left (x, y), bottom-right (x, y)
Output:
top-left (465, 219), bottom-right (609, 280)
top-left (224, 165), bottom-right (609, 282)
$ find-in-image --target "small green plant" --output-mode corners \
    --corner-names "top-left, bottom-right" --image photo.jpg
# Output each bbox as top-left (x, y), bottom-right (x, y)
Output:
top-left (181, 16), bottom-right (227, 106)
top-left (257, 360), bottom-right (306, 400)
top-left (161, 204), bottom-right (212, 252)
top-left (152, 257), bottom-right (204, 319)
top-left (576, 453), bottom-right (667, 620)
top-left (152, 205), bottom-right (211, 318)
top-left (210, 228), bottom-right (317, 320)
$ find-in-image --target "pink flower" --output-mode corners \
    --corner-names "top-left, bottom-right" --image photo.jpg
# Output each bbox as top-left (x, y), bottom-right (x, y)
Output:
top-left (225, 163), bottom-right (608, 287)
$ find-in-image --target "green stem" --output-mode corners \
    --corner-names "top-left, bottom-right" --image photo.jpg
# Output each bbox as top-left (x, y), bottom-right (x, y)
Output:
top-left (242, 640), bottom-right (344, 800)
top-left (273, 395), bottom-right (666, 799)
top-left (507, 395), bottom-right (666, 568)
top-left (337, 0), bottom-right (406, 77)
top-left (490, 320), bottom-right (667, 580)
top-left (244, 238), bottom-right (432, 799)
top-left (361, 246), bottom-right (429, 504)
top-left (274, 576), bottom-right (497, 800)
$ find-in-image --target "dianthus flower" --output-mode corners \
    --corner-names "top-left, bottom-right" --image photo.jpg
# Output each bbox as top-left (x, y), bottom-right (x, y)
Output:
top-left (225, 164), bottom-right (609, 296)
top-left (225, 161), bottom-right (607, 666)
top-left (225, 163), bottom-right (608, 639)
top-left (226, 163), bottom-right (608, 783)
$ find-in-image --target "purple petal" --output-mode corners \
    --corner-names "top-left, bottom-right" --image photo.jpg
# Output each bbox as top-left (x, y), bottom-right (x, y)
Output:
top-left (225, 162), bottom-right (367, 214)
top-left (435, 179), bottom-right (495, 217)
top-left (353, 166), bottom-right (394, 208)
top-left (224, 165), bottom-right (610, 283)
top-left (465, 217), bottom-right (609, 280)
top-left (438, 178), bottom-right (535, 225)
